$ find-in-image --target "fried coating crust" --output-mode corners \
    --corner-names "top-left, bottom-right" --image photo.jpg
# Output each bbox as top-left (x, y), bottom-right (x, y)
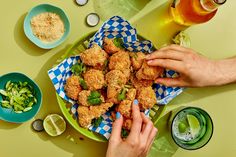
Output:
top-left (77, 106), bottom-right (92, 128)
top-left (84, 69), bottom-right (105, 90)
top-left (78, 90), bottom-right (105, 106)
top-left (106, 70), bottom-right (127, 88)
top-left (126, 88), bottom-right (136, 101)
top-left (89, 102), bottom-right (113, 118)
top-left (106, 70), bottom-right (128, 104)
top-left (117, 88), bottom-right (136, 121)
top-left (137, 87), bottom-right (157, 110)
top-left (77, 102), bottom-right (113, 128)
top-left (109, 51), bottom-right (131, 71)
top-left (106, 86), bottom-right (121, 104)
top-left (64, 76), bottom-right (82, 100)
top-left (103, 37), bottom-right (122, 54)
top-left (80, 44), bottom-right (108, 67)
top-left (130, 52), bottom-right (146, 70)
top-left (136, 61), bottom-right (164, 80)
top-left (131, 74), bottom-right (153, 89)
top-left (110, 111), bottom-right (132, 131)
top-left (122, 68), bottom-right (131, 81)
top-left (117, 100), bottom-right (132, 118)
top-left (78, 90), bottom-right (91, 106)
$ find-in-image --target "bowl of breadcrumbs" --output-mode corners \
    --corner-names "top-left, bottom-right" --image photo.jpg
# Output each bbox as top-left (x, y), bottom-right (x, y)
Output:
top-left (24, 4), bottom-right (70, 49)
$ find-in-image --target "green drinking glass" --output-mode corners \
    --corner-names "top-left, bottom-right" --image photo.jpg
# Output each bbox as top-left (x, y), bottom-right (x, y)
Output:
top-left (169, 106), bottom-right (213, 150)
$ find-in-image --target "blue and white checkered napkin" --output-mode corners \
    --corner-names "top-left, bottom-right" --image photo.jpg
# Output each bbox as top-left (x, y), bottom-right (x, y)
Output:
top-left (48, 16), bottom-right (183, 139)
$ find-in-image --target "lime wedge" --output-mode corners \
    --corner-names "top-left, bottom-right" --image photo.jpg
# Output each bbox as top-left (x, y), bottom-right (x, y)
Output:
top-left (43, 114), bottom-right (66, 137)
top-left (187, 114), bottom-right (200, 137)
top-left (178, 122), bottom-right (187, 133)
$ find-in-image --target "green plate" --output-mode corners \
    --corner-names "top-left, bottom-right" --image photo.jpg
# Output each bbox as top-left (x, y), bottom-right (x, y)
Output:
top-left (55, 31), bottom-right (166, 142)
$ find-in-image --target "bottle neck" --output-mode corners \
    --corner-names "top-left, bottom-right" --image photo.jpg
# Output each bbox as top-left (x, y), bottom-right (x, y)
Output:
top-left (200, 0), bottom-right (226, 12)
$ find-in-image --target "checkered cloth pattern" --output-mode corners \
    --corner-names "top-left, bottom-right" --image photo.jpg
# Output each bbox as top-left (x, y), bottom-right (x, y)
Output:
top-left (48, 16), bottom-right (183, 140)
top-left (48, 56), bottom-right (80, 104)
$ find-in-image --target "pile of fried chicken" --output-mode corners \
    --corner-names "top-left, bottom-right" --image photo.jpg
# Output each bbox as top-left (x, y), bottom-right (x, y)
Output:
top-left (64, 37), bottom-right (163, 131)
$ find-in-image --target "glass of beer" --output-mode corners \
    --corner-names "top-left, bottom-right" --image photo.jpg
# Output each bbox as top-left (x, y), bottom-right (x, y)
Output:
top-left (169, 106), bottom-right (214, 150)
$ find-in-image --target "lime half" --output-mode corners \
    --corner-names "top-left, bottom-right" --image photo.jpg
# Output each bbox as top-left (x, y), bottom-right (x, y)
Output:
top-left (178, 122), bottom-right (187, 133)
top-left (43, 114), bottom-right (66, 137)
top-left (187, 114), bottom-right (200, 137)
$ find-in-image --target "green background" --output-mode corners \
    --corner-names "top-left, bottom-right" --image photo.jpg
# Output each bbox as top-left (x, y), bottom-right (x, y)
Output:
top-left (0, 0), bottom-right (235, 157)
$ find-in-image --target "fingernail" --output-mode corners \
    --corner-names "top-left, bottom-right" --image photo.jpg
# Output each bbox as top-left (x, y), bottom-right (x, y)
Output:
top-left (146, 54), bottom-right (151, 59)
top-left (116, 112), bottom-right (121, 119)
top-left (147, 60), bottom-right (153, 64)
top-left (133, 99), bottom-right (139, 105)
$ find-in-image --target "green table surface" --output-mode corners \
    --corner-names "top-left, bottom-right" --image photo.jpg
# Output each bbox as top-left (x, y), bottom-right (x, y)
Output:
top-left (0, 0), bottom-right (236, 157)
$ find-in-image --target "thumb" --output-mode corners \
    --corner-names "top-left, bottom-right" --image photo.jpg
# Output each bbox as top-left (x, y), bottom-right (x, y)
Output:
top-left (155, 78), bottom-right (185, 87)
top-left (110, 112), bottom-right (123, 141)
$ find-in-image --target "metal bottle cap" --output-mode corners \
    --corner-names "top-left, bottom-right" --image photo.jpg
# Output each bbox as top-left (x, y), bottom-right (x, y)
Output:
top-left (214, 0), bottom-right (226, 4)
top-left (75, 0), bottom-right (88, 6)
top-left (32, 119), bottom-right (44, 132)
top-left (86, 13), bottom-right (100, 27)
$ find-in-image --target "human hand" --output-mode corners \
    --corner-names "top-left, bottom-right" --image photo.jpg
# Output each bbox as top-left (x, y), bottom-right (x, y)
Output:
top-left (145, 45), bottom-right (224, 87)
top-left (106, 100), bottom-right (158, 157)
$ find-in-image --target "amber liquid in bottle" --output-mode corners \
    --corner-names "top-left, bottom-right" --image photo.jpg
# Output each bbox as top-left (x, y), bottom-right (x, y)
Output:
top-left (170, 0), bottom-right (226, 26)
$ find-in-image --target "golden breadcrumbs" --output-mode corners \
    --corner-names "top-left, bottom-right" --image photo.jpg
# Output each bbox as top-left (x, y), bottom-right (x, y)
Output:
top-left (30, 12), bottom-right (65, 43)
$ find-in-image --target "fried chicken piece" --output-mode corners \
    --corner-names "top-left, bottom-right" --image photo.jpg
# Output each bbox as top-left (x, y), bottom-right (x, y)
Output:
top-left (131, 74), bottom-right (153, 89)
top-left (77, 106), bottom-right (92, 128)
top-left (106, 70), bottom-right (127, 88)
top-left (89, 102), bottom-right (113, 118)
top-left (122, 68), bottom-right (131, 81)
top-left (136, 61), bottom-right (164, 80)
top-left (111, 111), bottom-right (132, 131)
top-left (103, 37), bottom-right (122, 54)
top-left (106, 86), bottom-right (121, 104)
top-left (117, 100), bottom-right (132, 118)
top-left (78, 90), bottom-right (105, 106)
top-left (77, 102), bottom-right (113, 128)
top-left (106, 70), bottom-right (128, 104)
top-left (80, 44), bottom-right (108, 67)
top-left (130, 52), bottom-right (146, 70)
top-left (109, 51), bottom-right (131, 71)
top-left (137, 87), bottom-right (157, 110)
top-left (117, 88), bottom-right (136, 119)
top-left (78, 90), bottom-right (90, 106)
top-left (84, 69), bottom-right (105, 90)
top-left (108, 50), bottom-right (131, 81)
top-left (126, 88), bottom-right (136, 101)
top-left (64, 76), bottom-right (82, 100)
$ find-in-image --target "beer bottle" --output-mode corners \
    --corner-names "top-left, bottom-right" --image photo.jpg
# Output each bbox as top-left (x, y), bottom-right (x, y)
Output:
top-left (170, 0), bottom-right (226, 26)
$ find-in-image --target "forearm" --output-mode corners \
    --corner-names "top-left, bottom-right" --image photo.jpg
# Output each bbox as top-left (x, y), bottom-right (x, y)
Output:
top-left (215, 57), bottom-right (236, 85)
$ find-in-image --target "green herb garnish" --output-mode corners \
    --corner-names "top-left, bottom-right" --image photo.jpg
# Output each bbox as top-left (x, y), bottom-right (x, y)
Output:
top-left (87, 91), bottom-right (102, 105)
top-left (117, 88), bottom-right (127, 101)
top-left (88, 98), bottom-right (102, 105)
top-left (79, 78), bottom-right (88, 90)
top-left (92, 116), bottom-right (104, 127)
top-left (113, 38), bottom-right (124, 49)
top-left (71, 62), bottom-right (86, 76)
